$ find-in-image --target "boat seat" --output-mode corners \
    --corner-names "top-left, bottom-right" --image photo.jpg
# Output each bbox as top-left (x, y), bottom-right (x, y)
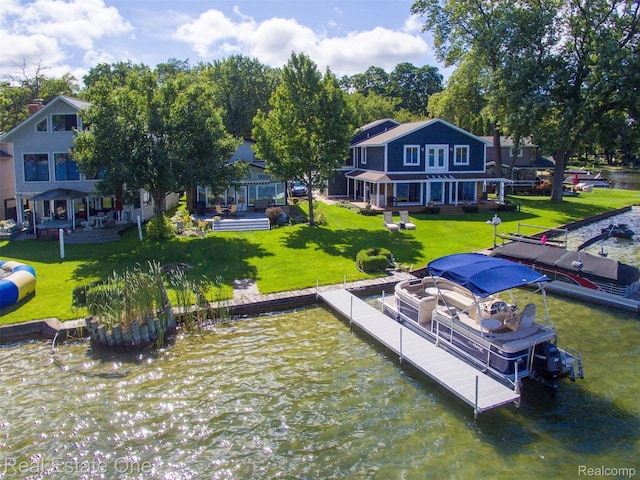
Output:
top-left (505, 303), bottom-right (536, 331)
top-left (442, 290), bottom-right (476, 312)
top-left (418, 296), bottom-right (436, 325)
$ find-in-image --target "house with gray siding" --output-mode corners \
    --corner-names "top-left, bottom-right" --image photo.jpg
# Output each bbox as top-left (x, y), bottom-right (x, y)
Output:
top-left (0, 95), bottom-right (174, 229)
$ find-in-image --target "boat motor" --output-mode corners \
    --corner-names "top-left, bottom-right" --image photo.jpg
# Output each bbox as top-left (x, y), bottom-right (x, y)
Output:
top-left (533, 342), bottom-right (563, 389)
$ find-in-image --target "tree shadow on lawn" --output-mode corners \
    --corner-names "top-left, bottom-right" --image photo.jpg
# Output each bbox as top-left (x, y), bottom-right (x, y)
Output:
top-left (515, 196), bottom-right (627, 226)
top-left (281, 225), bottom-right (425, 266)
top-left (69, 234), bottom-right (274, 287)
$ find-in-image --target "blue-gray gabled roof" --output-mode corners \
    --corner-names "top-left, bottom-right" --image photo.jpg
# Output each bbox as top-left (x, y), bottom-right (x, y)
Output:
top-left (0, 95), bottom-right (89, 142)
top-left (356, 118), bottom-right (492, 147)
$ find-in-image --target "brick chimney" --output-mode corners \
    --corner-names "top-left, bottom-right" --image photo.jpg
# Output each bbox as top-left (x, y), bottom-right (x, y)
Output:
top-left (28, 99), bottom-right (44, 116)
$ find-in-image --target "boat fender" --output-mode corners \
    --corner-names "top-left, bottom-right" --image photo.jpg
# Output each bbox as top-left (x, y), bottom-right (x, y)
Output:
top-left (571, 260), bottom-right (584, 270)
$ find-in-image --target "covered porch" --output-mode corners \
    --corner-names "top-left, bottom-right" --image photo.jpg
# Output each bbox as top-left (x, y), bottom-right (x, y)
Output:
top-left (343, 170), bottom-right (510, 209)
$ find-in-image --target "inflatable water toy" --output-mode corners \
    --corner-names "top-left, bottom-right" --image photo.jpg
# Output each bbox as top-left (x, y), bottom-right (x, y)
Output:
top-left (0, 260), bottom-right (36, 309)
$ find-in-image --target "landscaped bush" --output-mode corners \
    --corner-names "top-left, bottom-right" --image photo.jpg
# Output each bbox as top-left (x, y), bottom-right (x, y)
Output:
top-left (314, 207), bottom-right (327, 225)
top-left (497, 203), bottom-right (518, 212)
top-left (462, 205), bottom-right (479, 213)
top-left (424, 206), bottom-right (440, 214)
top-left (358, 208), bottom-right (377, 216)
top-left (356, 247), bottom-right (393, 273)
top-left (266, 206), bottom-right (283, 226)
top-left (145, 215), bottom-right (175, 240)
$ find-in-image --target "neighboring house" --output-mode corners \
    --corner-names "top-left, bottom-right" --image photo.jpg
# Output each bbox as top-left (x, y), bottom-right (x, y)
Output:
top-left (0, 145), bottom-right (15, 220)
top-left (0, 95), bottom-right (176, 229)
top-left (327, 118), bottom-right (400, 197)
top-left (328, 118), bottom-right (508, 207)
top-left (195, 139), bottom-right (287, 211)
top-left (483, 136), bottom-right (539, 182)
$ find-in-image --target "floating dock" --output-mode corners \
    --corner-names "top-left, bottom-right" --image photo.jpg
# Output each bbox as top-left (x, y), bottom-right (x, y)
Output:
top-left (318, 289), bottom-right (520, 418)
top-left (545, 281), bottom-right (640, 313)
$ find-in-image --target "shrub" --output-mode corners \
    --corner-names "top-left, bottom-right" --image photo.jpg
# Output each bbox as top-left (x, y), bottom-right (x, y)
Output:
top-left (497, 203), bottom-right (518, 212)
top-left (356, 247), bottom-right (393, 273)
top-left (314, 208), bottom-right (327, 225)
top-left (145, 215), bottom-right (175, 240)
top-left (266, 206), bottom-right (283, 226)
top-left (358, 208), bottom-right (377, 216)
top-left (424, 207), bottom-right (440, 214)
top-left (462, 205), bottom-right (479, 213)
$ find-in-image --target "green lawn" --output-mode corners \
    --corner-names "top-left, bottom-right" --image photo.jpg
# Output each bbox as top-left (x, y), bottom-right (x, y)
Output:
top-left (1, 188), bottom-right (639, 325)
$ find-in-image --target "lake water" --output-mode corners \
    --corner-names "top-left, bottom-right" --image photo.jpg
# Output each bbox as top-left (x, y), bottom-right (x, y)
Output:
top-left (1, 214), bottom-right (640, 479)
top-left (608, 171), bottom-right (640, 191)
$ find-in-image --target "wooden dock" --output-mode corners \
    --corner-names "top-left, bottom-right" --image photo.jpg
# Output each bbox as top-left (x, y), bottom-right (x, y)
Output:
top-left (318, 289), bottom-right (521, 418)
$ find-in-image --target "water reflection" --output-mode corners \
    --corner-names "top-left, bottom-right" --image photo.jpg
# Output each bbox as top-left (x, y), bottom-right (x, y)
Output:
top-left (1, 295), bottom-right (639, 479)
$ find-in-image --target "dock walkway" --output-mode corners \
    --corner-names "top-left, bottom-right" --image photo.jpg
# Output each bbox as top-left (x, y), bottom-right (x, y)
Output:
top-left (318, 289), bottom-right (521, 417)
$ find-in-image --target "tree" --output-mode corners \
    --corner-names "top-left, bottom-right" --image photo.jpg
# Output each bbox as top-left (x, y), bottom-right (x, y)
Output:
top-left (343, 66), bottom-right (390, 96)
top-left (426, 56), bottom-right (489, 134)
top-left (73, 63), bottom-right (241, 218)
top-left (199, 55), bottom-right (280, 138)
top-left (253, 52), bottom-right (356, 225)
top-left (347, 91), bottom-right (401, 126)
top-left (412, 0), bottom-right (517, 182)
top-left (388, 62), bottom-right (443, 117)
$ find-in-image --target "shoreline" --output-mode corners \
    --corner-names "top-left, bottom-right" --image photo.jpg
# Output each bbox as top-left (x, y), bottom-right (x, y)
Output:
top-left (0, 206), bottom-right (633, 346)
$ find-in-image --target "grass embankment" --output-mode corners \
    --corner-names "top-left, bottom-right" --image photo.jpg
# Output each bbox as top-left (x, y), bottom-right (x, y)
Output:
top-left (1, 188), bottom-right (638, 325)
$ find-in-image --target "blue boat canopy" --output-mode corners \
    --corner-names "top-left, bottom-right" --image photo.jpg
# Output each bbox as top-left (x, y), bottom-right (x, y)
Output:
top-left (427, 253), bottom-right (550, 298)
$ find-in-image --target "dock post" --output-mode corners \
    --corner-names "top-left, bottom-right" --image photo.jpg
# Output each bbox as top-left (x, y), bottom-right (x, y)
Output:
top-left (315, 280), bottom-right (319, 301)
top-left (349, 295), bottom-right (353, 331)
top-left (399, 328), bottom-right (403, 368)
top-left (474, 376), bottom-right (479, 420)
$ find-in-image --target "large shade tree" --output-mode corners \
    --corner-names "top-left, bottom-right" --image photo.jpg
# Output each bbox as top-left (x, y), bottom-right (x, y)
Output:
top-left (414, 0), bottom-right (640, 202)
top-left (412, 0), bottom-right (514, 178)
top-left (253, 52), bottom-right (356, 225)
top-left (199, 55), bottom-right (280, 139)
top-left (73, 62), bottom-right (241, 218)
top-left (532, 0), bottom-right (640, 201)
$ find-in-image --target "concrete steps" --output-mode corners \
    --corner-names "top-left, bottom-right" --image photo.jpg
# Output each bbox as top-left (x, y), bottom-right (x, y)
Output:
top-left (211, 217), bottom-right (270, 232)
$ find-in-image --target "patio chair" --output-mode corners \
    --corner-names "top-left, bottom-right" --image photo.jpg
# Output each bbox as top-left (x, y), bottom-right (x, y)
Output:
top-left (214, 204), bottom-right (224, 216)
top-left (383, 211), bottom-right (400, 231)
top-left (399, 211), bottom-right (416, 230)
top-left (228, 203), bottom-right (238, 217)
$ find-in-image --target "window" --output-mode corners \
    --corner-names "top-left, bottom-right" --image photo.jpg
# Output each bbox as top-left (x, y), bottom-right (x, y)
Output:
top-left (54, 153), bottom-right (80, 181)
top-left (36, 118), bottom-right (48, 132)
top-left (426, 145), bottom-right (447, 170)
top-left (404, 145), bottom-right (420, 166)
top-left (509, 147), bottom-right (523, 158)
top-left (51, 114), bottom-right (78, 132)
top-left (457, 182), bottom-right (476, 202)
top-left (430, 182), bottom-right (443, 204)
top-left (361, 147), bottom-right (367, 165)
top-left (454, 145), bottom-right (469, 165)
top-left (395, 183), bottom-right (421, 203)
top-left (24, 153), bottom-right (49, 181)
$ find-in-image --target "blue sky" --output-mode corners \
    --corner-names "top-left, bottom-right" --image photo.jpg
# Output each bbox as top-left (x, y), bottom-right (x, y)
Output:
top-left (0, 0), bottom-right (449, 86)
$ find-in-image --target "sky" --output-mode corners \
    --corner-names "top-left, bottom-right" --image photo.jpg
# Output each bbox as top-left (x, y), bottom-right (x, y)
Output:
top-left (0, 0), bottom-right (451, 87)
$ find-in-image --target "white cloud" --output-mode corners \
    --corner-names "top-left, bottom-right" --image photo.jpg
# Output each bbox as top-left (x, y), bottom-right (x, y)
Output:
top-left (0, 0), bottom-right (132, 79)
top-left (403, 14), bottom-right (425, 34)
top-left (173, 9), bottom-right (432, 76)
top-left (19, 0), bottom-right (132, 48)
